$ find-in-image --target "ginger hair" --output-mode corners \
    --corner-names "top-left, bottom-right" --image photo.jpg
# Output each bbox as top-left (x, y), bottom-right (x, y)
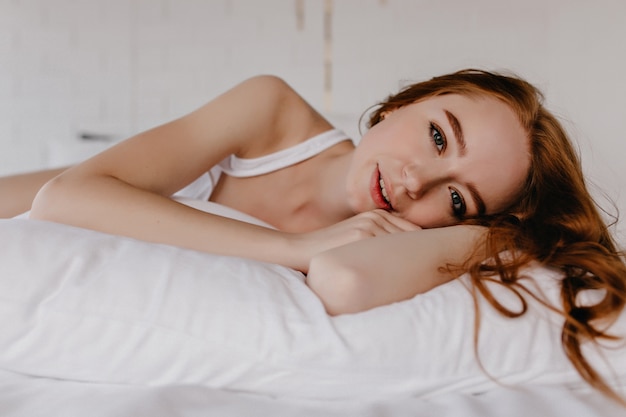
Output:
top-left (367, 69), bottom-right (626, 403)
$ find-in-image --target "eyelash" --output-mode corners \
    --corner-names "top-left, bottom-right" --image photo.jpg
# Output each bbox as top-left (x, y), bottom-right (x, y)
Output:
top-left (429, 122), bottom-right (466, 218)
top-left (449, 188), bottom-right (466, 219)
top-left (430, 122), bottom-right (446, 153)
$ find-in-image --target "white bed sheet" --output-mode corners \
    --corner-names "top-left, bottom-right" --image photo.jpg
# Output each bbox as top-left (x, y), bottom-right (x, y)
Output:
top-left (2, 201), bottom-right (626, 415)
top-left (3, 214), bottom-right (625, 400)
top-left (0, 369), bottom-right (624, 417)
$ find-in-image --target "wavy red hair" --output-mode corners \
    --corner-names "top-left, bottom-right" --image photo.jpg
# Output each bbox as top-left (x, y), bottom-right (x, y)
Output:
top-left (367, 69), bottom-right (626, 404)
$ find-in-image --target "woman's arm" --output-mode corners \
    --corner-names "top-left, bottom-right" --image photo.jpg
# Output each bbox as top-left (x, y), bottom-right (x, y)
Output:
top-left (30, 76), bottom-right (320, 270)
top-left (0, 167), bottom-right (68, 218)
top-left (29, 76), bottom-right (414, 271)
top-left (306, 225), bottom-right (488, 315)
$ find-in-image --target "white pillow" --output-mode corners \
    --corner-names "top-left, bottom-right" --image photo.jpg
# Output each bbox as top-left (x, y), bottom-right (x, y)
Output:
top-left (0, 200), bottom-right (624, 400)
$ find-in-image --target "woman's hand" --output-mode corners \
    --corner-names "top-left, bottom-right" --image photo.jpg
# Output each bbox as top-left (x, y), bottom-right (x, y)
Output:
top-left (290, 209), bottom-right (421, 273)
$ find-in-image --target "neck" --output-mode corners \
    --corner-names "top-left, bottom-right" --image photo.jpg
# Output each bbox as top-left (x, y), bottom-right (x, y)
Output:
top-left (272, 140), bottom-right (356, 232)
top-left (312, 146), bottom-right (356, 224)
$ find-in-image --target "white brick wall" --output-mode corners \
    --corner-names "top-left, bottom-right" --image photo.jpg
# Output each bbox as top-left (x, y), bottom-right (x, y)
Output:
top-left (0, 0), bottom-right (328, 172)
top-left (1, 0), bottom-right (626, 243)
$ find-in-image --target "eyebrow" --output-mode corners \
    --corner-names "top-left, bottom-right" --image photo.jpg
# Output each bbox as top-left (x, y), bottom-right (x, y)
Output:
top-left (445, 110), bottom-right (466, 156)
top-left (444, 110), bottom-right (486, 216)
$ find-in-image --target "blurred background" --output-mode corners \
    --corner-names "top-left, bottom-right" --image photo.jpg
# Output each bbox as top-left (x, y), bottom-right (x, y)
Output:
top-left (1, 0), bottom-right (625, 243)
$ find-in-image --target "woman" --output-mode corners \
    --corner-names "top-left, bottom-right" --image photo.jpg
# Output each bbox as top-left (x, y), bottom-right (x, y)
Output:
top-left (25, 71), bottom-right (529, 288)
top-left (3, 69), bottom-right (625, 402)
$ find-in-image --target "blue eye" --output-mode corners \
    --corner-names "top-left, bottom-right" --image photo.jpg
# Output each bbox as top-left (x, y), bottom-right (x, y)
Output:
top-left (450, 188), bottom-right (466, 218)
top-left (430, 123), bottom-right (446, 153)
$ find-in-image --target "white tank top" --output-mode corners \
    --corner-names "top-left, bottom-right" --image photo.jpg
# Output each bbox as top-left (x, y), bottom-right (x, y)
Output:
top-left (173, 129), bottom-right (351, 201)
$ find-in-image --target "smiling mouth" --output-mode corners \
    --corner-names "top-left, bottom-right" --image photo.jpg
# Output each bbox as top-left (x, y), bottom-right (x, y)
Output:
top-left (378, 171), bottom-right (393, 209)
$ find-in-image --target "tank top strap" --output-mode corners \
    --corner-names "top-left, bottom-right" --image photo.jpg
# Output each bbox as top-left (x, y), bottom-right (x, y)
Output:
top-left (219, 129), bottom-right (351, 178)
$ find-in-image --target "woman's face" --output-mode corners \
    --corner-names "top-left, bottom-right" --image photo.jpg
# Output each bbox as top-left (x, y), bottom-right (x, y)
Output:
top-left (345, 93), bottom-right (530, 228)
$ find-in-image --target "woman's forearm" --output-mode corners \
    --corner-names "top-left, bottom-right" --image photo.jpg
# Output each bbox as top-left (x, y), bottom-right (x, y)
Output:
top-left (28, 76), bottom-right (329, 271)
top-left (29, 173), bottom-right (420, 273)
top-left (306, 225), bottom-right (488, 315)
top-left (29, 173), bottom-right (307, 270)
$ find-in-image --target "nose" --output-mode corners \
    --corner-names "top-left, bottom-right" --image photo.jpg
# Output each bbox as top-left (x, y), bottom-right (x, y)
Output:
top-left (402, 162), bottom-right (437, 199)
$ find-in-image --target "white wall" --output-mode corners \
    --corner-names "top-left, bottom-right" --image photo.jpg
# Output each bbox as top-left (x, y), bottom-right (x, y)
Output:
top-left (1, 0), bottom-right (625, 244)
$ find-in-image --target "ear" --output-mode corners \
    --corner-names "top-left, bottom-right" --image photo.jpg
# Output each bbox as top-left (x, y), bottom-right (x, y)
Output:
top-left (380, 110), bottom-right (392, 120)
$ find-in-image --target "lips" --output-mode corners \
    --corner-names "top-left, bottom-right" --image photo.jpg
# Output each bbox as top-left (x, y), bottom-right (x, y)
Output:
top-left (370, 165), bottom-right (393, 210)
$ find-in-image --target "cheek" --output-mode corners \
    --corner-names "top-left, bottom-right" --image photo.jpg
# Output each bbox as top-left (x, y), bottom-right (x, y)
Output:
top-left (360, 121), bottom-right (407, 147)
top-left (402, 199), bottom-right (451, 228)
top-left (356, 131), bottom-right (387, 154)
top-left (359, 119), bottom-right (422, 157)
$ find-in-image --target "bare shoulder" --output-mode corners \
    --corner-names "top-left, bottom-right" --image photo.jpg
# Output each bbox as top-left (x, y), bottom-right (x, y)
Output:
top-left (30, 75), bottom-right (335, 200)
top-left (215, 75), bottom-right (334, 158)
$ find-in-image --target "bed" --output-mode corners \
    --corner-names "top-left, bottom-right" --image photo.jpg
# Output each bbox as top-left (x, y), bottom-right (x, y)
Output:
top-left (1, 198), bottom-right (625, 416)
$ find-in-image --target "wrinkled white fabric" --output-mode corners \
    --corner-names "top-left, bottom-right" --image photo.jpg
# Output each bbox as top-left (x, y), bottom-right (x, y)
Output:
top-left (0, 201), bottom-right (624, 401)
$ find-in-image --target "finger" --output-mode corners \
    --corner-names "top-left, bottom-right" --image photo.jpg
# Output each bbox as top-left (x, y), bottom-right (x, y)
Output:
top-left (370, 209), bottom-right (422, 232)
top-left (358, 212), bottom-right (413, 235)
